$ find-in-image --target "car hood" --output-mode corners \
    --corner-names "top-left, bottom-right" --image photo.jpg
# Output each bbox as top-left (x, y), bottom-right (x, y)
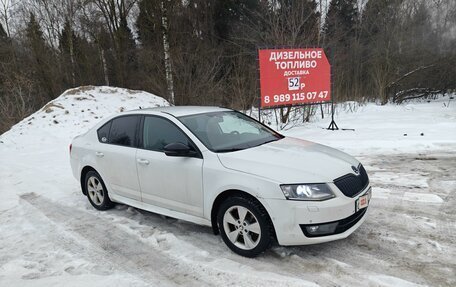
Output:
top-left (217, 137), bottom-right (359, 183)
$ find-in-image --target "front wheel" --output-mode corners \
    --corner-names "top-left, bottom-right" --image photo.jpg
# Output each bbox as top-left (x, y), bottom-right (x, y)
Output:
top-left (84, 170), bottom-right (114, 210)
top-left (217, 196), bottom-right (272, 257)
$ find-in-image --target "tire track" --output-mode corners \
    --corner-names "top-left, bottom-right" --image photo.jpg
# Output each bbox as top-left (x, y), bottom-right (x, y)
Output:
top-left (20, 193), bottom-right (311, 287)
top-left (20, 193), bottom-right (212, 287)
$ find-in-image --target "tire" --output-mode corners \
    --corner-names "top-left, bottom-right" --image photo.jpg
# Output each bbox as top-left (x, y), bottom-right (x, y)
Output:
top-left (217, 196), bottom-right (272, 257)
top-left (84, 170), bottom-right (114, 210)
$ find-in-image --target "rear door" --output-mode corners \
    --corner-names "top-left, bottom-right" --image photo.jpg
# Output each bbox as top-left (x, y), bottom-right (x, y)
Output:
top-left (136, 115), bottom-right (204, 216)
top-left (95, 115), bottom-right (141, 201)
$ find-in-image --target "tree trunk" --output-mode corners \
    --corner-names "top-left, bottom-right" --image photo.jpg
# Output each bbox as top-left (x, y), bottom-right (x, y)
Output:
top-left (67, 25), bottom-right (76, 86)
top-left (280, 107), bottom-right (291, 123)
top-left (160, 0), bottom-right (175, 105)
top-left (100, 48), bottom-right (109, 86)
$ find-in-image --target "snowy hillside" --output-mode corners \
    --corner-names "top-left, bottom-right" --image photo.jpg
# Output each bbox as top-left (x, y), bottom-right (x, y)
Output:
top-left (0, 86), bottom-right (169, 147)
top-left (0, 88), bottom-right (455, 287)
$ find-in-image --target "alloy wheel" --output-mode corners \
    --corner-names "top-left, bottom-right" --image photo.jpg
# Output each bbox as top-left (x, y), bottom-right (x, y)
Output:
top-left (87, 176), bottom-right (104, 206)
top-left (223, 205), bottom-right (261, 250)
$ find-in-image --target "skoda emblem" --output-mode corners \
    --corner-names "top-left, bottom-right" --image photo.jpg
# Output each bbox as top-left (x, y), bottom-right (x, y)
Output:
top-left (351, 166), bottom-right (360, 175)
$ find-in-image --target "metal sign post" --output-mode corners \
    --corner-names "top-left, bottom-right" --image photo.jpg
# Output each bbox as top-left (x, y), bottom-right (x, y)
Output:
top-left (327, 96), bottom-right (339, 130)
top-left (327, 49), bottom-right (338, 130)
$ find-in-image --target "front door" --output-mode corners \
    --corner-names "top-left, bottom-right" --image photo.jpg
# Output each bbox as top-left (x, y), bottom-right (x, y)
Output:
top-left (136, 116), bottom-right (204, 216)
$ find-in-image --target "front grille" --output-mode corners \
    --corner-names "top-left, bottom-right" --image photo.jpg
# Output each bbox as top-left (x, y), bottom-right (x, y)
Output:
top-left (300, 207), bottom-right (368, 237)
top-left (334, 164), bottom-right (369, 197)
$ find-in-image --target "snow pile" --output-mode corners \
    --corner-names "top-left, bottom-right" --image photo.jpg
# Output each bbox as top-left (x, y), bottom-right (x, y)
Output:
top-left (0, 85), bottom-right (169, 147)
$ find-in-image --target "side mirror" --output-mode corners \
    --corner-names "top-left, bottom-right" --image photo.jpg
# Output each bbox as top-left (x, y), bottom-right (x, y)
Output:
top-left (163, 142), bottom-right (196, 157)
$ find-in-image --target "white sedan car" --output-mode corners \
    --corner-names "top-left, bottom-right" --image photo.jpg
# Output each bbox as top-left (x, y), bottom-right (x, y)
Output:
top-left (70, 106), bottom-right (371, 257)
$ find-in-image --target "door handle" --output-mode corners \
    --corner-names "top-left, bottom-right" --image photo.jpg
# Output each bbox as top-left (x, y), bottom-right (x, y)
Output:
top-left (137, 159), bottom-right (150, 165)
top-left (95, 152), bottom-right (104, 157)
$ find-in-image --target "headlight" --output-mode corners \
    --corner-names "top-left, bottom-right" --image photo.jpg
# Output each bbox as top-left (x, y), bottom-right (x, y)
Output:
top-left (280, 184), bottom-right (335, 201)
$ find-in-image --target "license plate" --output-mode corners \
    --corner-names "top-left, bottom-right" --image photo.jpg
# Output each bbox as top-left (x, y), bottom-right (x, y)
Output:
top-left (356, 188), bottom-right (371, 211)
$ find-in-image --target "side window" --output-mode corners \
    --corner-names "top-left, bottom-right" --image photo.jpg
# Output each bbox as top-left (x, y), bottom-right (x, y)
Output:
top-left (109, 116), bottom-right (139, 147)
top-left (97, 121), bottom-right (111, 143)
top-left (143, 116), bottom-right (192, 152)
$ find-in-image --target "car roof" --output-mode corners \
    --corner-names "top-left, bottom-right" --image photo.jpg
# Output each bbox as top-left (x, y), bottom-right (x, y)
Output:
top-left (129, 106), bottom-right (232, 117)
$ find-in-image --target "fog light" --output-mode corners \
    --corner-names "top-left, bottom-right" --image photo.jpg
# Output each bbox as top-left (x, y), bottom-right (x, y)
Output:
top-left (303, 222), bottom-right (338, 237)
top-left (308, 226), bottom-right (319, 233)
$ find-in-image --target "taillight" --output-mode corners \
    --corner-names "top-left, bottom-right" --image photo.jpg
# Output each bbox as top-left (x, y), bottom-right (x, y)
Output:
top-left (69, 144), bottom-right (72, 154)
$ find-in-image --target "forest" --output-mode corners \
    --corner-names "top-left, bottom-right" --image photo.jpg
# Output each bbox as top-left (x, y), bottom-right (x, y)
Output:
top-left (0, 0), bottom-right (455, 133)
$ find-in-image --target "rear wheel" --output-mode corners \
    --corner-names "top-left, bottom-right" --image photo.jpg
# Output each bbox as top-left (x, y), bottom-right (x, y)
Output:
top-left (84, 171), bottom-right (114, 210)
top-left (217, 196), bottom-right (272, 257)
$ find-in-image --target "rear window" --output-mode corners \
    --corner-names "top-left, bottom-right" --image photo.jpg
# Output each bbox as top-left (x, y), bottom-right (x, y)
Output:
top-left (97, 121), bottom-right (111, 143)
top-left (108, 116), bottom-right (139, 147)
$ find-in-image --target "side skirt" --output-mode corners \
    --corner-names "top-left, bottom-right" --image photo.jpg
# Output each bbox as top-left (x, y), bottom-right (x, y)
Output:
top-left (109, 193), bottom-right (212, 227)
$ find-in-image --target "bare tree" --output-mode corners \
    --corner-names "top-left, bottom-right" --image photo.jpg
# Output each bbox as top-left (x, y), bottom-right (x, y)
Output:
top-left (0, 0), bottom-right (16, 37)
top-left (160, 0), bottom-right (174, 105)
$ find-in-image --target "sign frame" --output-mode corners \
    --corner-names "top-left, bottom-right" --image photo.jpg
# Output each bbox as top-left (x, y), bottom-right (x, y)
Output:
top-left (256, 46), bottom-right (338, 130)
top-left (257, 47), bottom-right (331, 109)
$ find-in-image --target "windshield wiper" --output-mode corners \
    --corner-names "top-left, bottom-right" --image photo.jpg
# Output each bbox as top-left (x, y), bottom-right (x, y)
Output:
top-left (217, 137), bottom-right (282, 153)
top-left (252, 137), bottom-right (281, 148)
top-left (216, 147), bottom-right (246, 153)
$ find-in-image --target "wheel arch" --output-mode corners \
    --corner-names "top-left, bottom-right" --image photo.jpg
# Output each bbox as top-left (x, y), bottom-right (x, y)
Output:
top-left (80, 165), bottom-right (96, 195)
top-left (210, 189), bottom-right (276, 241)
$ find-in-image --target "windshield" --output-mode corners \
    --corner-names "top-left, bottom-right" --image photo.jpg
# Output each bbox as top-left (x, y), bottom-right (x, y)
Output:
top-left (178, 111), bottom-right (283, 153)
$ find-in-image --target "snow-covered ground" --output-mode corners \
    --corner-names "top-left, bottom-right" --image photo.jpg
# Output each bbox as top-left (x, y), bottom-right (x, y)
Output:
top-left (0, 86), bottom-right (455, 286)
top-left (259, 97), bottom-right (456, 156)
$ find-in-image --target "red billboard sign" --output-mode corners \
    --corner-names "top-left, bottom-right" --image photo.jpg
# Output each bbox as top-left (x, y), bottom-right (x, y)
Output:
top-left (258, 48), bottom-right (331, 108)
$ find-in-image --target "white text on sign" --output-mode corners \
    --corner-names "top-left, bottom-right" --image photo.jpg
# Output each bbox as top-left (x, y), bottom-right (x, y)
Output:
top-left (263, 91), bottom-right (329, 104)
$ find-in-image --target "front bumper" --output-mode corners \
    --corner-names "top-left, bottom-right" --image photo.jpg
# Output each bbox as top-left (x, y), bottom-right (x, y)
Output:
top-left (300, 207), bottom-right (367, 237)
top-left (263, 184), bottom-right (371, 246)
